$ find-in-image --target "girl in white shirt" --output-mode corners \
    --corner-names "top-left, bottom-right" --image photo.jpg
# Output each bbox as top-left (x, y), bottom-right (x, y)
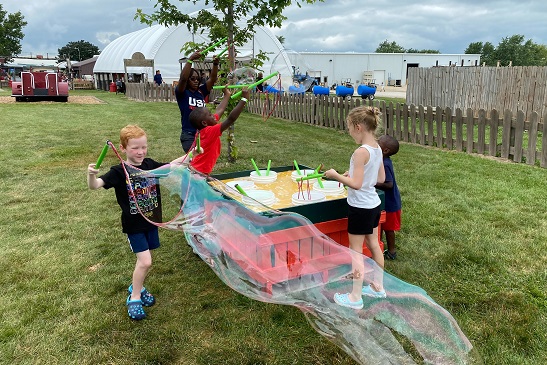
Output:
top-left (324, 106), bottom-right (386, 309)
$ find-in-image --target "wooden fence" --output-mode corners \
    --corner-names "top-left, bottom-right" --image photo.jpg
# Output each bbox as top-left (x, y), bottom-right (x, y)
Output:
top-left (126, 82), bottom-right (177, 102)
top-left (407, 66), bottom-right (547, 122)
top-left (125, 84), bottom-right (547, 168)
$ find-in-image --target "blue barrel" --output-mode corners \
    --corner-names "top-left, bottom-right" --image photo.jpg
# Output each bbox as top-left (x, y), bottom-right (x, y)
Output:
top-left (288, 85), bottom-right (306, 94)
top-left (263, 85), bottom-right (282, 93)
top-left (335, 85), bottom-right (354, 97)
top-left (357, 84), bottom-right (376, 96)
top-left (312, 85), bottom-right (330, 95)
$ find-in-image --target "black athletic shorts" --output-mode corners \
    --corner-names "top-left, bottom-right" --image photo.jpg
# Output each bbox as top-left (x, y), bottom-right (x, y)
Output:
top-left (347, 204), bottom-right (381, 235)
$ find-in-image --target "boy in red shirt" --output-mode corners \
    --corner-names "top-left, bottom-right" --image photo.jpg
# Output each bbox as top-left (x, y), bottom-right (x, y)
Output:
top-left (189, 88), bottom-right (250, 174)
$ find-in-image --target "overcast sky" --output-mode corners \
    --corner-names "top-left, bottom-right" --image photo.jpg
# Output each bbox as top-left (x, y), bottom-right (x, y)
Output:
top-left (3, 0), bottom-right (546, 58)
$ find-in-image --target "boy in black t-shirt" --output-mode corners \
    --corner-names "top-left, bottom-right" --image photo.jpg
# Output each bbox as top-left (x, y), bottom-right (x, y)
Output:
top-left (87, 125), bottom-right (198, 320)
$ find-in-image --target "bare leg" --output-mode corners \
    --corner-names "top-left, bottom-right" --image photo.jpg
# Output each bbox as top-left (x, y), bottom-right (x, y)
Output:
top-left (363, 226), bottom-right (384, 291)
top-left (385, 230), bottom-right (396, 254)
top-left (348, 233), bottom-right (365, 302)
top-left (131, 250), bottom-right (152, 301)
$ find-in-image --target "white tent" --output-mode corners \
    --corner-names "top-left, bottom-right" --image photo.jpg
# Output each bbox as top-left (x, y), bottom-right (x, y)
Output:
top-left (93, 12), bottom-right (292, 90)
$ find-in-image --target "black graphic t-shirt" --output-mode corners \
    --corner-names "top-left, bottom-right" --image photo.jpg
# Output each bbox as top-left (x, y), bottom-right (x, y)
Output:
top-left (100, 158), bottom-right (165, 233)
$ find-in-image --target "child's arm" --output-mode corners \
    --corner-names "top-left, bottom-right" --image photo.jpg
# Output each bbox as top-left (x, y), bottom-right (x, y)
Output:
top-left (170, 146), bottom-right (204, 166)
top-left (220, 88), bottom-right (250, 133)
top-left (87, 164), bottom-right (105, 190)
top-left (214, 86), bottom-right (231, 119)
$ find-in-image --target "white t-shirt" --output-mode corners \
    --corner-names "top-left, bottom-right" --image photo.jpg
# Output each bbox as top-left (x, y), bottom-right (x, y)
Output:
top-left (346, 143), bottom-right (382, 209)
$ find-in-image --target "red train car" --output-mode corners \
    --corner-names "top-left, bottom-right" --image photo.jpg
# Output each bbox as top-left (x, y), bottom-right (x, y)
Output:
top-left (11, 71), bottom-right (69, 102)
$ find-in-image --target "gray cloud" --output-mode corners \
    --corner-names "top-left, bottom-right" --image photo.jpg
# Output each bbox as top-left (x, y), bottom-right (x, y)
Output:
top-left (3, 0), bottom-right (547, 57)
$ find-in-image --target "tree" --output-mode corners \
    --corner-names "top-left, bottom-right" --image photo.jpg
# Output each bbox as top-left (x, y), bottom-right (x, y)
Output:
top-left (406, 48), bottom-right (440, 54)
top-left (375, 40), bottom-right (406, 53)
top-left (57, 40), bottom-right (100, 62)
top-left (465, 35), bottom-right (547, 66)
top-left (136, 0), bottom-right (323, 162)
top-left (0, 5), bottom-right (27, 62)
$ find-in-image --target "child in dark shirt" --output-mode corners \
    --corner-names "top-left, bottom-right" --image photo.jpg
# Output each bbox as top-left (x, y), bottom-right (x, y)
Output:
top-left (375, 135), bottom-right (401, 260)
top-left (87, 125), bottom-right (198, 320)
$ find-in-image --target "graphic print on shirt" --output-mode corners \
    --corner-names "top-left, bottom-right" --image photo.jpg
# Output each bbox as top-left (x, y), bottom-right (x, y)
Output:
top-left (126, 171), bottom-right (159, 219)
top-left (188, 96), bottom-right (207, 109)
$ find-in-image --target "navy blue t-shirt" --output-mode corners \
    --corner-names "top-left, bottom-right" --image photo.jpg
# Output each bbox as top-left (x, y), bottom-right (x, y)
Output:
top-left (382, 157), bottom-right (401, 212)
top-left (175, 84), bottom-right (210, 136)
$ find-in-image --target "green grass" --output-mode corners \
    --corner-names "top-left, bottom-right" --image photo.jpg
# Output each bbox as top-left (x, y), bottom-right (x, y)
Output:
top-left (0, 89), bottom-right (546, 364)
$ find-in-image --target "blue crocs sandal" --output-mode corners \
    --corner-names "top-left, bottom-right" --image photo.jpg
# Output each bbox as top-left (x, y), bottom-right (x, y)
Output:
top-left (126, 295), bottom-right (146, 320)
top-left (128, 284), bottom-right (156, 307)
top-left (333, 293), bottom-right (363, 309)
top-left (362, 285), bottom-right (387, 298)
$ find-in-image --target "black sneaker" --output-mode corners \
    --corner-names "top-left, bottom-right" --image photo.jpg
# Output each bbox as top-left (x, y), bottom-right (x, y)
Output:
top-left (383, 250), bottom-right (397, 260)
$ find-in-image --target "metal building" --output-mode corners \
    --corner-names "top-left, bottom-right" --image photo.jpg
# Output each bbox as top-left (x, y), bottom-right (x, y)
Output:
top-left (299, 52), bottom-right (481, 88)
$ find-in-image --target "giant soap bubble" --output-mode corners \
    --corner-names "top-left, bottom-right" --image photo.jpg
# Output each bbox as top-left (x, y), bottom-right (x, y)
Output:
top-left (104, 142), bottom-right (480, 365)
top-left (270, 50), bottom-right (317, 94)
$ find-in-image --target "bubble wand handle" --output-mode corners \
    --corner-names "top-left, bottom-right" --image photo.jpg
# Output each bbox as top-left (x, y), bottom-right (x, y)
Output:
top-left (234, 184), bottom-right (248, 196)
top-left (297, 173), bottom-right (325, 181)
top-left (95, 141), bottom-right (110, 169)
top-left (232, 71), bottom-right (279, 99)
top-left (251, 158), bottom-right (261, 176)
top-left (218, 46), bottom-right (229, 57)
top-left (266, 160), bottom-right (271, 176)
top-left (196, 133), bottom-right (200, 153)
top-left (201, 37), bottom-right (227, 54)
top-left (314, 164), bottom-right (324, 188)
top-left (293, 160), bottom-right (302, 175)
top-left (213, 84), bottom-right (252, 89)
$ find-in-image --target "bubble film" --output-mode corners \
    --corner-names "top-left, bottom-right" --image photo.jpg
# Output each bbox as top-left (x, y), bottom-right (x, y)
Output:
top-left (121, 162), bottom-right (479, 365)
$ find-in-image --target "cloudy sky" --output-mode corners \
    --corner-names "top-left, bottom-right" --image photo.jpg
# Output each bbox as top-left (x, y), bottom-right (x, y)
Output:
top-left (3, 0), bottom-right (546, 58)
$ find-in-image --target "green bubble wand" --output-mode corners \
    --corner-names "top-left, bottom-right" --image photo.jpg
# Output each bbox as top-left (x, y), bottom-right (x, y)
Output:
top-left (212, 84), bottom-right (252, 90)
top-left (313, 164), bottom-right (324, 188)
top-left (232, 71), bottom-right (279, 99)
top-left (293, 160), bottom-right (302, 175)
top-left (234, 183), bottom-right (248, 196)
top-left (95, 141), bottom-right (111, 169)
top-left (201, 37), bottom-right (227, 54)
top-left (250, 158), bottom-right (261, 176)
top-left (296, 172), bottom-right (325, 182)
top-left (266, 160), bottom-right (271, 176)
top-left (218, 46), bottom-right (229, 58)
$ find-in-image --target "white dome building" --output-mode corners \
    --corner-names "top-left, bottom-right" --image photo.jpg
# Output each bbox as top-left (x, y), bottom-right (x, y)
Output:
top-left (93, 13), bottom-right (292, 91)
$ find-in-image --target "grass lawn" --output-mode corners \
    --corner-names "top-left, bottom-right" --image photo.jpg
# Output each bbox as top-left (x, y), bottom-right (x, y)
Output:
top-left (0, 89), bottom-right (545, 364)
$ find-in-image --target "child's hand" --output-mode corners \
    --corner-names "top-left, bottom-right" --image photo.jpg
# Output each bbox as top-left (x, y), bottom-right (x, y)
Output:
top-left (222, 85), bottom-right (230, 96)
top-left (88, 163), bottom-right (99, 175)
top-left (212, 55), bottom-right (220, 66)
top-left (324, 168), bottom-right (338, 180)
top-left (343, 171), bottom-right (349, 177)
top-left (193, 146), bottom-right (204, 155)
top-left (241, 87), bottom-right (250, 100)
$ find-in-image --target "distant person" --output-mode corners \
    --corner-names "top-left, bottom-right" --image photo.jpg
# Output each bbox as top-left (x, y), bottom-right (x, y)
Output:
top-left (324, 106), bottom-right (386, 309)
top-left (375, 135), bottom-right (401, 260)
top-left (256, 72), bottom-right (264, 92)
top-left (86, 125), bottom-right (201, 320)
top-left (189, 88), bottom-right (249, 175)
top-left (200, 71), bottom-right (207, 85)
top-left (175, 50), bottom-right (220, 153)
top-left (380, 82), bottom-right (385, 92)
top-left (153, 70), bottom-right (163, 86)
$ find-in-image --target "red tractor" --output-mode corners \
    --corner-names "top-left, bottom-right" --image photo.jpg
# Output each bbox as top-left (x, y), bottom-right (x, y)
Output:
top-left (11, 71), bottom-right (69, 102)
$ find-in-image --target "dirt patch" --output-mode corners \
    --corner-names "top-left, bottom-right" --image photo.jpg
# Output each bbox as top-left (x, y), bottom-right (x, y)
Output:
top-left (0, 96), bottom-right (105, 104)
